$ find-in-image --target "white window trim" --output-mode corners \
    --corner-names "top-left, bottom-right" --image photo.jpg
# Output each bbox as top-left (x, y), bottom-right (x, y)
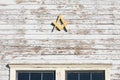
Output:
top-left (8, 64), bottom-right (111, 80)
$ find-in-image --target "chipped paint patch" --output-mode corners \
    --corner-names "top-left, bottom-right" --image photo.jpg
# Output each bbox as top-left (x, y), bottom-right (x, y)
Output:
top-left (33, 46), bottom-right (41, 53)
top-left (16, 0), bottom-right (25, 4)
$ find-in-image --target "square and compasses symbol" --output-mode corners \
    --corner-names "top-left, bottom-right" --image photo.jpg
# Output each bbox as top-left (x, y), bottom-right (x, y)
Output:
top-left (52, 15), bottom-right (68, 32)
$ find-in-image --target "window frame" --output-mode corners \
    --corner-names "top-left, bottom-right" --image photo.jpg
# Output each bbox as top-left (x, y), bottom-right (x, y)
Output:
top-left (8, 64), bottom-right (111, 80)
top-left (16, 70), bottom-right (55, 80)
top-left (66, 70), bottom-right (105, 80)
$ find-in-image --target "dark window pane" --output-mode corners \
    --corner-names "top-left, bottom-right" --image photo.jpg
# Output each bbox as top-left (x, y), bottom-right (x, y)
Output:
top-left (80, 73), bottom-right (90, 80)
top-left (31, 73), bottom-right (41, 80)
top-left (66, 71), bottom-right (105, 80)
top-left (43, 73), bottom-right (55, 80)
top-left (92, 72), bottom-right (105, 80)
top-left (67, 72), bottom-right (78, 80)
top-left (18, 73), bottom-right (29, 80)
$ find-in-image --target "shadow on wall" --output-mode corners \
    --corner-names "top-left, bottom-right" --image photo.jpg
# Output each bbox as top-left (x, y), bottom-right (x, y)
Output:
top-left (6, 64), bottom-right (10, 80)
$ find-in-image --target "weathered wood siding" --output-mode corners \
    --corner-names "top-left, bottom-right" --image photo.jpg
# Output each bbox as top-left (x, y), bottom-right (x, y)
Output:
top-left (0, 0), bottom-right (120, 80)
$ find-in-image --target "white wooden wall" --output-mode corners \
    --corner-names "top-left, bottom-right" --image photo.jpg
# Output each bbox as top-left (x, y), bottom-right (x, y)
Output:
top-left (0, 0), bottom-right (120, 80)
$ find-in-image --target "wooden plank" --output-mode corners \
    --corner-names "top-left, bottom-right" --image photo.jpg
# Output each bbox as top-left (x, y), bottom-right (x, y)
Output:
top-left (0, 25), bottom-right (119, 29)
top-left (0, 29), bottom-right (120, 35)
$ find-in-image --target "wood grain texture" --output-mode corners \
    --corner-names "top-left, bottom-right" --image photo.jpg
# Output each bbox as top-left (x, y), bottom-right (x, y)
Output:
top-left (0, 0), bottom-right (120, 80)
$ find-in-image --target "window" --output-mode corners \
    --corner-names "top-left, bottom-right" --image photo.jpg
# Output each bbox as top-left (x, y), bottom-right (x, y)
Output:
top-left (17, 71), bottom-right (55, 80)
top-left (8, 64), bottom-right (111, 80)
top-left (66, 70), bottom-right (105, 80)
